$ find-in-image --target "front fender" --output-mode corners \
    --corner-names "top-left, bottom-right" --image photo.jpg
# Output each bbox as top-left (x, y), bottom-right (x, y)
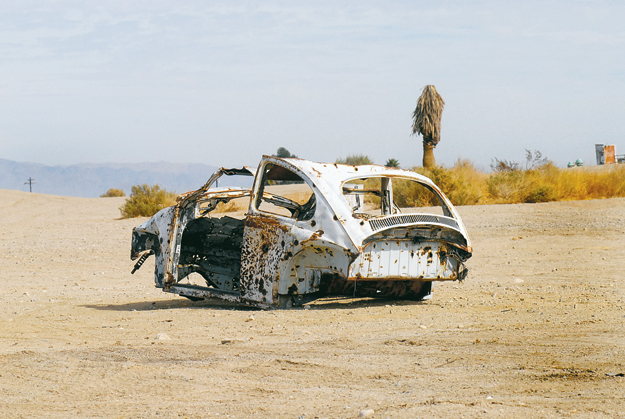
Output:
top-left (130, 206), bottom-right (177, 287)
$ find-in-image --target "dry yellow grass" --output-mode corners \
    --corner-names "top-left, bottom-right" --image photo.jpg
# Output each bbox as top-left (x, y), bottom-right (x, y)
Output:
top-left (407, 161), bottom-right (625, 206)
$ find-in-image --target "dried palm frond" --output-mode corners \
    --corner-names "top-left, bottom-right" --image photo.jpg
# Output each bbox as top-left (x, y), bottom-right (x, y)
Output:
top-left (412, 85), bottom-right (445, 147)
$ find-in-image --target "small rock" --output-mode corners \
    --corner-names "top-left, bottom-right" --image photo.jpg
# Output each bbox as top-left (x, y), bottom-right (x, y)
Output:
top-left (156, 333), bottom-right (171, 341)
top-left (419, 325), bottom-right (427, 329)
top-left (246, 315), bottom-right (255, 322)
top-left (303, 304), bottom-right (311, 310)
top-left (359, 409), bottom-right (375, 417)
top-left (513, 278), bottom-right (524, 283)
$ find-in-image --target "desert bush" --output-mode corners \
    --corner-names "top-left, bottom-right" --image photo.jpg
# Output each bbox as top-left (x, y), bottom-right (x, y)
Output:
top-left (524, 185), bottom-right (557, 203)
top-left (490, 158), bottom-right (520, 173)
top-left (487, 170), bottom-right (527, 203)
top-left (445, 160), bottom-right (489, 205)
top-left (100, 188), bottom-right (125, 197)
top-left (119, 184), bottom-right (178, 218)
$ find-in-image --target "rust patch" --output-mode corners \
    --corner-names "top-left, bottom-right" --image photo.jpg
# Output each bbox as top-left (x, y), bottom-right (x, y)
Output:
top-left (244, 215), bottom-right (281, 230)
top-left (319, 273), bottom-right (431, 299)
top-left (309, 229), bottom-right (325, 240)
top-left (437, 246), bottom-right (448, 266)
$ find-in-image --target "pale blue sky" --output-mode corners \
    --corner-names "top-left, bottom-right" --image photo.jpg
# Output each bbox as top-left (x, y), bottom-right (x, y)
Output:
top-left (1, 1), bottom-right (623, 169)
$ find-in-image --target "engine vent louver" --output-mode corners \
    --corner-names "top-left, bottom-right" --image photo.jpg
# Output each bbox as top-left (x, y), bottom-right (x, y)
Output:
top-left (369, 214), bottom-right (458, 231)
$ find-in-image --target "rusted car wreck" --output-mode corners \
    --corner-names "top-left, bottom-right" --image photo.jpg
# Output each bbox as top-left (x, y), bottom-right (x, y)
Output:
top-left (131, 156), bottom-right (472, 308)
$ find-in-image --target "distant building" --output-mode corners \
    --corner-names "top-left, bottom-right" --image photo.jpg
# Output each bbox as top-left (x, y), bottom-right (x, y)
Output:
top-left (595, 144), bottom-right (616, 165)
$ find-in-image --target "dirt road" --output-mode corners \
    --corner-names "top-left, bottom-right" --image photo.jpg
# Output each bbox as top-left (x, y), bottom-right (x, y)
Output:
top-left (1, 189), bottom-right (623, 418)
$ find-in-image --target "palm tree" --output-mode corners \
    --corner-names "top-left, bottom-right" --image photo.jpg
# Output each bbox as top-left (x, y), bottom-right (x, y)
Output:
top-left (412, 85), bottom-right (445, 168)
top-left (385, 158), bottom-right (400, 168)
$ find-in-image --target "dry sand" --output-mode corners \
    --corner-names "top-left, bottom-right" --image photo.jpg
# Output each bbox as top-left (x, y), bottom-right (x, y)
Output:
top-left (0, 189), bottom-right (624, 418)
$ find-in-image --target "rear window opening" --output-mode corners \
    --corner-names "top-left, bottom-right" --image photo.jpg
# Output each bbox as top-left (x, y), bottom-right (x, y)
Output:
top-left (343, 176), bottom-right (450, 219)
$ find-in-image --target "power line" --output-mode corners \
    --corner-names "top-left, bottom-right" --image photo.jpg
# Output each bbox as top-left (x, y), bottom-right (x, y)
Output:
top-left (25, 177), bottom-right (35, 193)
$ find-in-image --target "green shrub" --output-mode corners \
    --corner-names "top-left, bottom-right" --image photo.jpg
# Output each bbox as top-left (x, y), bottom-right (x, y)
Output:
top-left (524, 185), bottom-right (556, 203)
top-left (275, 147), bottom-right (297, 158)
top-left (100, 188), bottom-right (125, 197)
top-left (385, 158), bottom-right (400, 168)
top-left (119, 184), bottom-right (178, 218)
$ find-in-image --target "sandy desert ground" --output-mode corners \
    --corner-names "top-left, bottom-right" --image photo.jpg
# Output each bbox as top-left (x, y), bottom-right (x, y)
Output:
top-left (0, 189), bottom-right (624, 418)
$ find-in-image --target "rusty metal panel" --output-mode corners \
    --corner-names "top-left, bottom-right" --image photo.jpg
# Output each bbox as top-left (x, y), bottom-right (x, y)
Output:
top-left (278, 242), bottom-right (351, 295)
top-left (239, 214), bottom-right (290, 306)
top-left (348, 240), bottom-right (460, 281)
top-left (131, 206), bottom-right (177, 288)
top-left (605, 145), bottom-right (616, 164)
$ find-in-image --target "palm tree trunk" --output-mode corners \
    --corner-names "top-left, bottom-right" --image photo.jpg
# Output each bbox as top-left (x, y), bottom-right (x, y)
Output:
top-left (422, 142), bottom-right (436, 168)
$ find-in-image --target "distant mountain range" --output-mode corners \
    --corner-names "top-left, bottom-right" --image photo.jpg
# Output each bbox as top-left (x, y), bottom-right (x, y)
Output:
top-left (0, 159), bottom-right (227, 198)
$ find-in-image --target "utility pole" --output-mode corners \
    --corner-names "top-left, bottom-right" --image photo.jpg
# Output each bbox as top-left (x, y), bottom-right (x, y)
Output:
top-left (25, 177), bottom-right (35, 193)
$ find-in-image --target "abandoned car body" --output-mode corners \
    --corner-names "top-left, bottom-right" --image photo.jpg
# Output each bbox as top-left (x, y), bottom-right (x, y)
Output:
top-left (131, 156), bottom-right (472, 308)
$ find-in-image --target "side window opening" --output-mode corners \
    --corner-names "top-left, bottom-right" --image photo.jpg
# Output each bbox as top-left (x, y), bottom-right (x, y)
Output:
top-left (256, 163), bottom-right (316, 221)
top-left (343, 176), bottom-right (450, 219)
top-left (197, 195), bottom-right (249, 219)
